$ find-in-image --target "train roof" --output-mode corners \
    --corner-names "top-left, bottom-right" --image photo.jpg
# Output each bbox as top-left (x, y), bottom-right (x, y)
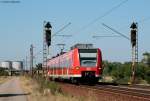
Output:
top-left (47, 48), bottom-right (101, 61)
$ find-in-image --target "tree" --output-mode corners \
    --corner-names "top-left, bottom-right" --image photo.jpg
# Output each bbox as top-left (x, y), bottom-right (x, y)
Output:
top-left (0, 67), bottom-right (9, 76)
top-left (142, 52), bottom-right (150, 67)
top-left (36, 63), bottom-right (42, 70)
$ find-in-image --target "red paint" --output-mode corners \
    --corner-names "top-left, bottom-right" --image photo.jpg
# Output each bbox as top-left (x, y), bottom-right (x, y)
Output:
top-left (47, 48), bottom-right (102, 79)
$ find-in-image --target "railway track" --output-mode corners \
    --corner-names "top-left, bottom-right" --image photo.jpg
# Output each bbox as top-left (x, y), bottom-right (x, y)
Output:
top-left (80, 84), bottom-right (150, 100)
top-left (127, 84), bottom-right (150, 89)
top-left (96, 85), bottom-right (150, 98)
top-left (59, 82), bottom-right (150, 101)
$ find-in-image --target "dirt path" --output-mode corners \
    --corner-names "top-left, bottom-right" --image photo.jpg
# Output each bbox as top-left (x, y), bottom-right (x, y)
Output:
top-left (0, 77), bottom-right (28, 101)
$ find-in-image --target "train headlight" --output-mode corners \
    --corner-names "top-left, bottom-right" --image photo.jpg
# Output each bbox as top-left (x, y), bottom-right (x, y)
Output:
top-left (76, 66), bottom-right (80, 70)
top-left (98, 67), bottom-right (101, 70)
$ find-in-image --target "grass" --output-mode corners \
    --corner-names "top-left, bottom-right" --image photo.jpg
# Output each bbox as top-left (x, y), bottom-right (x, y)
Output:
top-left (0, 76), bottom-right (11, 84)
top-left (33, 75), bottom-right (62, 95)
top-left (20, 75), bottom-right (84, 101)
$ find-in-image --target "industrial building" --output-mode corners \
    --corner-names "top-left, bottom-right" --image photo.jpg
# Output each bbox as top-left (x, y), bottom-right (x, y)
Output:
top-left (0, 61), bottom-right (23, 70)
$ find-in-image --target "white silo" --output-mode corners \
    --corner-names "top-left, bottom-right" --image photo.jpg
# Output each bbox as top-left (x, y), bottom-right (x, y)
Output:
top-left (0, 61), bottom-right (12, 69)
top-left (12, 61), bottom-right (23, 70)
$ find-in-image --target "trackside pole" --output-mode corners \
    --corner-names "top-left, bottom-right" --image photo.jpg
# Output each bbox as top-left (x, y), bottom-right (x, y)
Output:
top-left (130, 22), bottom-right (138, 84)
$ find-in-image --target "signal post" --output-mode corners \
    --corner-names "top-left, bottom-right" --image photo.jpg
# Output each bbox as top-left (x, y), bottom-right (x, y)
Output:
top-left (43, 21), bottom-right (52, 76)
top-left (130, 22), bottom-right (138, 84)
top-left (30, 44), bottom-right (34, 76)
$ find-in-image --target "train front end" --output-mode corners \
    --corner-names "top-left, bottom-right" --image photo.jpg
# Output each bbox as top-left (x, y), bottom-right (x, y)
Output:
top-left (73, 48), bottom-right (102, 83)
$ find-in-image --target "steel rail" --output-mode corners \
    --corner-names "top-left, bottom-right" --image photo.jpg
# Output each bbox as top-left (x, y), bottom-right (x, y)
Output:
top-left (79, 85), bottom-right (150, 100)
top-left (95, 85), bottom-right (150, 97)
top-left (58, 82), bottom-right (150, 100)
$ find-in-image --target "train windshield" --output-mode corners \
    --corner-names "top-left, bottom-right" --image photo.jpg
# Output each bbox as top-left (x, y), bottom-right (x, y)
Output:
top-left (79, 49), bottom-right (97, 67)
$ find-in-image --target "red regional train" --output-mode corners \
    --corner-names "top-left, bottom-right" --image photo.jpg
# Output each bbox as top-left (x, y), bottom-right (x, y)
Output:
top-left (47, 47), bottom-right (102, 83)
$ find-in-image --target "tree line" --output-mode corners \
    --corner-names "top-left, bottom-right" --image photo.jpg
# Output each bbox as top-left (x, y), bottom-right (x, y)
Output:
top-left (102, 61), bottom-right (150, 84)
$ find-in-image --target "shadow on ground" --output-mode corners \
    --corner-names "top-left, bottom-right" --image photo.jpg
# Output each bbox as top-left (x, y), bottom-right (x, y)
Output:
top-left (0, 93), bottom-right (30, 97)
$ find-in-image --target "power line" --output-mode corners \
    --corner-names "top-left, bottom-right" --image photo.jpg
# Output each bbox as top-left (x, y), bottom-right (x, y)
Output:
top-left (41, 22), bottom-right (71, 65)
top-left (138, 16), bottom-right (150, 23)
top-left (102, 23), bottom-right (130, 40)
top-left (55, 35), bottom-right (72, 37)
top-left (0, 0), bottom-right (20, 3)
top-left (92, 35), bottom-right (122, 38)
top-left (34, 50), bottom-right (42, 56)
top-left (73, 0), bottom-right (129, 34)
top-left (116, 16), bottom-right (150, 31)
top-left (52, 22), bottom-right (71, 37)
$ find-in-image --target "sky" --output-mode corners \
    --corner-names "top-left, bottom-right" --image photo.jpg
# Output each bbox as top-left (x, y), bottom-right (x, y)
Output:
top-left (0, 0), bottom-right (150, 66)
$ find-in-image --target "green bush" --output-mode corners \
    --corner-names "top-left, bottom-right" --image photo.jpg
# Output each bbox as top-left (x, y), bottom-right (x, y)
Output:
top-left (46, 81), bottom-right (62, 94)
top-left (33, 75), bottom-right (61, 95)
top-left (145, 69), bottom-right (150, 83)
top-left (0, 67), bottom-right (9, 76)
top-left (102, 61), bottom-right (150, 84)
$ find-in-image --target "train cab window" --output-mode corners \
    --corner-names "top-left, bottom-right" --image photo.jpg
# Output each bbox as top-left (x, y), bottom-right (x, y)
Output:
top-left (79, 49), bottom-right (97, 67)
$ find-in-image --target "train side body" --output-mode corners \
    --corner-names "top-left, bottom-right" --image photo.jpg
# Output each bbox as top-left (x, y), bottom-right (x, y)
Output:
top-left (47, 48), bottom-right (102, 83)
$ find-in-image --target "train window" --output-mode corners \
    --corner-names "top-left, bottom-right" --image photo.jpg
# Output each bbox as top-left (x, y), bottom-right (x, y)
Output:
top-left (80, 59), bottom-right (96, 67)
top-left (79, 49), bottom-right (97, 67)
top-left (61, 60), bottom-right (65, 68)
top-left (64, 59), bottom-right (67, 68)
top-left (66, 59), bottom-right (69, 68)
top-left (56, 62), bottom-right (58, 68)
top-left (68, 59), bottom-right (70, 67)
top-left (59, 62), bottom-right (61, 68)
top-left (66, 58), bottom-right (71, 68)
top-left (63, 61), bottom-right (65, 67)
top-left (69, 58), bottom-right (72, 67)
top-left (62, 61), bottom-right (64, 67)
top-left (60, 61), bottom-right (62, 68)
